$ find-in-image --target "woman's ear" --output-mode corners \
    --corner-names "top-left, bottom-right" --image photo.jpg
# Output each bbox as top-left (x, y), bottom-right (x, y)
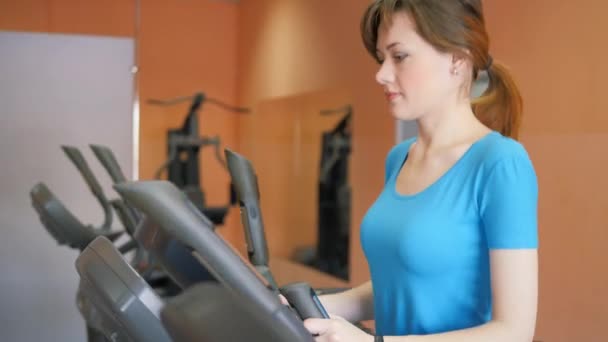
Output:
top-left (450, 49), bottom-right (472, 76)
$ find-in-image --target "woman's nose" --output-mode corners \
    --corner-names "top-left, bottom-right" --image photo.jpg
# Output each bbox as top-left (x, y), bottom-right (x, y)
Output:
top-left (375, 61), bottom-right (394, 86)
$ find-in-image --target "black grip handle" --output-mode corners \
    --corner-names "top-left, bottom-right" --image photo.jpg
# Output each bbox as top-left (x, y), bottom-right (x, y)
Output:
top-left (280, 282), bottom-right (329, 320)
top-left (224, 149), bottom-right (270, 268)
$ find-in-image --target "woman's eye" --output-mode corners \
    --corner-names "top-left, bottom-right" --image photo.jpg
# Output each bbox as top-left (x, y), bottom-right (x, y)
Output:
top-left (394, 54), bottom-right (408, 62)
top-left (376, 53), bottom-right (406, 64)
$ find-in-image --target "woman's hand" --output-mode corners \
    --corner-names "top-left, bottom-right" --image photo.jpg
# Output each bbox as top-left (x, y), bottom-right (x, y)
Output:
top-left (304, 315), bottom-right (373, 342)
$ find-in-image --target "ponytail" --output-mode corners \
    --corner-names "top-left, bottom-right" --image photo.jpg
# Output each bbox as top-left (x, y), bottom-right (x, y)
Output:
top-left (472, 61), bottom-right (523, 139)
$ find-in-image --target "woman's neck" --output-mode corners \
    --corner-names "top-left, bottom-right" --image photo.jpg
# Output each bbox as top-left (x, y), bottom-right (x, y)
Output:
top-left (415, 101), bottom-right (488, 153)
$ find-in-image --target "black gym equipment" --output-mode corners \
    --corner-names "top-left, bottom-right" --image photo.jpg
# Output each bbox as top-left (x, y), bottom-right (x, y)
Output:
top-left (110, 170), bottom-right (218, 289)
top-left (148, 92), bottom-right (246, 226)
top-left (90, 144), bottom-right (140, 235)
top-left (316, 105), bottom-right (352, 280)
top-left (114, 180), bottom-right (328, 339)
top-left (75, 236), bottom-right (172, 342)
top-left (30, 182), bottom-right (121, 251)
top-left (294, 105), bottom-right (352, 280)
top-left (30, 146), bottom-right (126, 251)
top-left (225, 148), bottom-right (334, 317)
top-left (224, 147), bottom-right (352, 309)
top-left (160, 282), bottom-right (283, 341)
top-left (224, 148), bottom-right (348, 294)
top-left (30, 145), bottom-right (136, 341)
top-left (131, 212), bottom-right (218, 289)
top-left (30, 145), bottom-right (175, 340)
top-left (88, 144), bottom-right (178, 295)
top-left (224, 148), bottom-right (278, 288)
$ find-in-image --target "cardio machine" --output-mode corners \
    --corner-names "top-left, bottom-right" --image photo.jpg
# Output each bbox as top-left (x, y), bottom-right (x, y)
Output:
top-left (148, 92), bottom-right (247, 225)
top-left (114, 180), bottom-right (329, 340)
top-left (75, 236), bottom-right (172, 342)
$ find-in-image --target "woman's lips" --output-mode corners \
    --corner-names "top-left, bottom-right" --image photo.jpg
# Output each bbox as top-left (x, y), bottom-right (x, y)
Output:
top-left (386, 92), bottom-right (400, 101)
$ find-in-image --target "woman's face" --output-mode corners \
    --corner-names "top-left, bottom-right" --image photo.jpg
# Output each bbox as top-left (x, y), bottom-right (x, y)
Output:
top-left (375, 12), bottom-right (463, 121)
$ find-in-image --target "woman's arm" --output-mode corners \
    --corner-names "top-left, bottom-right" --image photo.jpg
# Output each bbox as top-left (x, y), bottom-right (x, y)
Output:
top-left (318, 280), bottom-right (375, 323)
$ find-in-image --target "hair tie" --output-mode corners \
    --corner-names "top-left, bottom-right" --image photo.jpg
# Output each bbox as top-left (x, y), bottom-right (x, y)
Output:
top-left (485, 55), bottom-right (493, 70)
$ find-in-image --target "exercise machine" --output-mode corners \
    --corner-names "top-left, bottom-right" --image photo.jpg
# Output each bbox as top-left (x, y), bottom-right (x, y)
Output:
top-left (75, 236), bottom-right (172, 342)
top-left (293, 105), bottom-right (352, 280)
top-left (114, 181), bottom-right (328, 327)
top-left (148, 92), bottom-right (246, 225)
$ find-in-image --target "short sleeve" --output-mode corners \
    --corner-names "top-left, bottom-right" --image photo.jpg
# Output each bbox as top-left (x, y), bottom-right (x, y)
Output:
top-left (479, 152), bottom-right (539, 249)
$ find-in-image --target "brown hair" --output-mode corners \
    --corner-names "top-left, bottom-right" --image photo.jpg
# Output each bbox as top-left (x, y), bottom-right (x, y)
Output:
top-left (361, 0), bottom-right (523, 139)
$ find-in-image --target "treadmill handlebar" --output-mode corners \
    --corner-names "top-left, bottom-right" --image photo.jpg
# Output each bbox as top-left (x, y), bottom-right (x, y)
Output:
top-left (114, 180), bottom-right (325, 339)
top-left (113, 181), bottom-right (281, 314)
top-left (61, 146), bottom-right (106, 200)
top-left (224, 148), bottom-right (270, 270)
top-left (280, 282), bottom-right (329, 320)
top-left (89, 144), bottom-right (128, 184)
top-left (223, 149), bottom-right (329, 320)
top-left (61, 145), bottom-right (113, 229)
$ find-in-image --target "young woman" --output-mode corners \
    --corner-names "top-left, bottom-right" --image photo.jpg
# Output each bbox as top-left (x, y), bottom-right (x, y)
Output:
top-left (304, 1), bottom-right (538, 341)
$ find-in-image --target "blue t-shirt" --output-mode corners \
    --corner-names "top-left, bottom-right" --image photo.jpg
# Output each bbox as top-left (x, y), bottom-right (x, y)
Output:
top-left (360, 131), bottom-right (538, 336)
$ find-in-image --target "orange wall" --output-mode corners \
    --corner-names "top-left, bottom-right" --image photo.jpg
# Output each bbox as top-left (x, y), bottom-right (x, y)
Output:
top-left (0, 0), bottom-right (243, 246)
top-left (0, 0), bottom-right (134, 36)
top-left (237, 0), bottom-right (608, 341)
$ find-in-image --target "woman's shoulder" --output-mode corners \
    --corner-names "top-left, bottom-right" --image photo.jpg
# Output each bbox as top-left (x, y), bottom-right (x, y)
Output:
top-left (473, 131), bottom-right (535, 177)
